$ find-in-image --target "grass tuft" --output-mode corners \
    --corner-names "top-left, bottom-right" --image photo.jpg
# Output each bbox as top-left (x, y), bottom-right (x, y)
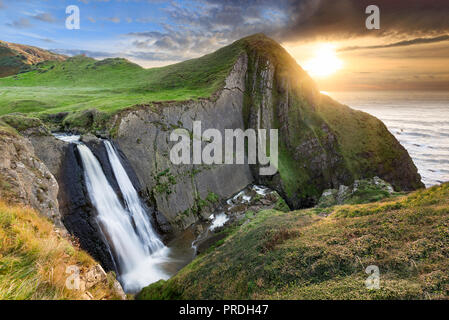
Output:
top-left (0, 200), bottom-right (121, 300)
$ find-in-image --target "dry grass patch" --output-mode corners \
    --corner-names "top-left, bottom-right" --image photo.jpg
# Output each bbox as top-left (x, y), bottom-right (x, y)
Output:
top-left (0, 200), bottom-right (122, 300)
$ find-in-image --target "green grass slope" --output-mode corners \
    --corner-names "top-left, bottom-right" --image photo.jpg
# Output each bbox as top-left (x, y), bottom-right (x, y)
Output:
top-left (137, 183), bottom-right (449, 300)
top-left (0, 42), bottom-right (244, 115)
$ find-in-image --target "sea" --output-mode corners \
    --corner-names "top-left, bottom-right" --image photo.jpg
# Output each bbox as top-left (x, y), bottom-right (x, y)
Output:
top-left (327, 91), bottom-right (449, 188)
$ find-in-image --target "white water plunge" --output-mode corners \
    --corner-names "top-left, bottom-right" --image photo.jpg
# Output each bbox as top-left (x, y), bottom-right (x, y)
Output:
top-left (77, 142), bottom-right (170, 293)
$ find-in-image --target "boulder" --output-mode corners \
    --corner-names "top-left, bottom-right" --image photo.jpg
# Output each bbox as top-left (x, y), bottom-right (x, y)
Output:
top-left (317, 177), bottom-right (396, 207)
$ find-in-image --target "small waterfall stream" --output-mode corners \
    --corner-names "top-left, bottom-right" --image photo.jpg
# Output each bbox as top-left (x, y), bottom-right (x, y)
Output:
top-left (76, 141), bottom-right (170, 293)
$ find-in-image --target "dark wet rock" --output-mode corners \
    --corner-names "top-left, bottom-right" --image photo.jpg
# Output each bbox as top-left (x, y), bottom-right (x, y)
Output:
top-left (58, 143), bottom-right (117, 272)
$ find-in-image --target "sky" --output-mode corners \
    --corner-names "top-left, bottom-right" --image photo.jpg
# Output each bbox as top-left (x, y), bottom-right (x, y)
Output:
top-left (1, 0), bottom-right (448, 91)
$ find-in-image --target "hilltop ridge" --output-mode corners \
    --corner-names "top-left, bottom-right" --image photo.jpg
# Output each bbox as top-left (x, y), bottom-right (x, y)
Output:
top-left (0, 40), bottom-right (66, 78)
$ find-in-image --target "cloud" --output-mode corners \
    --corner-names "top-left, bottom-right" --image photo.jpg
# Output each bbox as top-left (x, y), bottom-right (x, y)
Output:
top-left (45, 0), bottom-right (449, 67)
top-left (104, 17), bottom-right (120, 23)
top-left (7, 18), bottom-right (31, 29)
top-left (278, 0), bottom-right (449, 42)
top-left (51, 49), bottom-right (115, 59)
top-left (119, 0), bottom-right (449, 64)
top-left (32, 12), bottom-right (56, 23)
top-left (123, 0), bottom-right (289, 62)
top-left (0, 0), bottom-right (4, 9)
top-left (339, 35), bottom-right (449, 52)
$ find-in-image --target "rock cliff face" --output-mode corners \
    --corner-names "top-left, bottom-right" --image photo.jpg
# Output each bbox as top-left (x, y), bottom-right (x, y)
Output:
top-left (0, 128), bottom-right (61, 227)
top-left (109, 35), bottom-right (423, 231)
top-left (113, 54), bottom-right (254, 231)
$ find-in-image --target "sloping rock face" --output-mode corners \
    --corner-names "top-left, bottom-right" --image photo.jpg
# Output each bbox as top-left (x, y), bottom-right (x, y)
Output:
top-left (112, 35), bottom-right (422, 232)
top-left (0, 129), bottom-right (61, 227)
top-left (240, 35), bottom-right (423, 208)
top-left (113, 54), bottom-right (254, 231)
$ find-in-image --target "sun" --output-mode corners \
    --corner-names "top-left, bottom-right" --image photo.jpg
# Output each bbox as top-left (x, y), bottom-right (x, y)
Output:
top-left (303, 44), bottom-right (343, 78)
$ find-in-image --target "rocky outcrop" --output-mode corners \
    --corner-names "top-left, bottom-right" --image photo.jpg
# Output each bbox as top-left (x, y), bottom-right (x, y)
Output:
top-left (113, 54), bottom-right (254, 232)
top-left (317, 176), bottom-right (395, 208)
top-left (0, 128), bottom-right (62, 227)
top-left (78, 264), bottom-right (126, 300)
top-left (240, 35), bottom-right (423, 208)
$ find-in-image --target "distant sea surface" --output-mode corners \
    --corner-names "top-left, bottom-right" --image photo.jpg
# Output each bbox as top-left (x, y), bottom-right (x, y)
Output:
top-left (327, 91), bottom-right (449, 187)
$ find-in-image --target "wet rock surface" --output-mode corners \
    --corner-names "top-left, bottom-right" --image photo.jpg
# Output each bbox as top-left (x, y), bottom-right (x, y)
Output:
top-left (191, 184), bottom-right (285, 254)
top-left (58, 142), bottom-right (118, 272)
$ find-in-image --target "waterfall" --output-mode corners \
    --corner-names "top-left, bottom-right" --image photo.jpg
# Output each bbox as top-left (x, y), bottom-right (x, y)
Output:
top-left (76, 143), bottom-right (170, 293)
top-left (104, 141), bottom-right (165, 254)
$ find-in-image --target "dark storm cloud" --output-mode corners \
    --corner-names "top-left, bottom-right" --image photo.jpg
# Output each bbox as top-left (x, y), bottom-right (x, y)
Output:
top-left (123, 0), bottom-right (449, 62)
top-left (137, 0), bottom-right (449, 43)
top-left (339, 35), bottom-right (449, 52)
top-left (278, 0), bottom-right (449, 41)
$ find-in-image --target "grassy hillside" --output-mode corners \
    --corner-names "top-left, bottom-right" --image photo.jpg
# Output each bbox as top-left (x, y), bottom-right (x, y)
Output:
top-left (137, 183), bottom-right (449, 300)
top-left (0, 41), bottom-right (65, 78)
top-left (0, 200), bottom-right (122, 300)
top-left (0, 41), bottom-right (244, 116)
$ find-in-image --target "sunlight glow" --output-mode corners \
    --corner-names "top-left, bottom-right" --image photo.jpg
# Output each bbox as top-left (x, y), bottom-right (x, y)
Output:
top-left (303, 44), bottom-right (343, 78)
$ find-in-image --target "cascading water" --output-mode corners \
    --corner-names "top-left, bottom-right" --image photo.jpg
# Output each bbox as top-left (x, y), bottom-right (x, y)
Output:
top-left (76, 142), bottom-right (170, 293)
top-left (53, 133), bottom-right (276, 293)
top-left (104, 141), bottom-right (165, 254)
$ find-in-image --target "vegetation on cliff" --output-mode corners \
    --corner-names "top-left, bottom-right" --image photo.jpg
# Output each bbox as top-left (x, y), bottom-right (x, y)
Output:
top-left (0, 123), bottom-right (124, 300)
top-left (137, 182), bottom-right (449, 300)
top-left (0, 41), bottom-right (244, 116)
top-left (0, 200), bottom-right (123, 299)
top-left (238, 34), bottom-right (423, 207)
